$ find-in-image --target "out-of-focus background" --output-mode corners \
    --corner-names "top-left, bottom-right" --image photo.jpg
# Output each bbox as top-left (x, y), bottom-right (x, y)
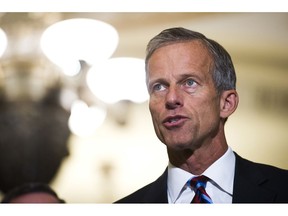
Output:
top-left (0, 12), bottom-right (287, 203)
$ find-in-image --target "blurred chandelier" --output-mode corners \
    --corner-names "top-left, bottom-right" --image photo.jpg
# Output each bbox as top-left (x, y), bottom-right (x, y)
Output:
top-left (0, 13), bottom-right (150, 193)
top-left (0, 14), bottom-right (149, 137)
top-left (40, 18), bottom-right (119, 76)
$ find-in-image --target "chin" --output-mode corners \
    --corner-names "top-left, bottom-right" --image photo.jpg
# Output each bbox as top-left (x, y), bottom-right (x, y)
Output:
top-left (167, 142), bottom-right (191, 151)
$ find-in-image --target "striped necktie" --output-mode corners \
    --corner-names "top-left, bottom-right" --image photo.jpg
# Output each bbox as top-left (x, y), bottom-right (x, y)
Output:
top-left (188, 175), bottom-right (213, 203)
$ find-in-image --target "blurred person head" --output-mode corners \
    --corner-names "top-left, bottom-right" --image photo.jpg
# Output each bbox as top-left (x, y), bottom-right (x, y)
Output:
top-left (1, 182), bottom-right (65, 203)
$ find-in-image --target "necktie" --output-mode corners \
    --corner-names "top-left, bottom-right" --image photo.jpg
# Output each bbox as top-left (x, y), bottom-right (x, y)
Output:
top-left (188, 175), bottom-right (213, 203)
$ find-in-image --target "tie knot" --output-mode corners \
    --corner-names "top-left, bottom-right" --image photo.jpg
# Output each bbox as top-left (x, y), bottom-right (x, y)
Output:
top-left (188, 175), bottom-right (213, 203)
top-left (189, 175), bottom-right (209, 191)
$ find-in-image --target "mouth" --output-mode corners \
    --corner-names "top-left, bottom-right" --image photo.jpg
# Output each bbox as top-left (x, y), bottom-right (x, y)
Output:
top-left (162, 115), bottom-right (188, 128)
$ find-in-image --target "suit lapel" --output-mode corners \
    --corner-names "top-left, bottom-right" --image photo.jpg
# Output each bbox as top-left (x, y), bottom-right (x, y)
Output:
top-left (142, 168), bottom-right (169, 203)
top-left (232, 153), bottom-right (277, 203)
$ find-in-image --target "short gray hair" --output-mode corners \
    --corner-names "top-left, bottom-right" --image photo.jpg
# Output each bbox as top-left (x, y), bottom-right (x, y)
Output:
top-left (145, 27), bottom-right (236, 93)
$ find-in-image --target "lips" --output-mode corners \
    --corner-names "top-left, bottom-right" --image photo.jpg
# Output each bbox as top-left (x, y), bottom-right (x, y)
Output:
top-left (162, 115), bottom-right (188, 128)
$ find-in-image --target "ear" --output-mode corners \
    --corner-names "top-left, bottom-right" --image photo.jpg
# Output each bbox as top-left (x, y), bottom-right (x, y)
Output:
top-left (220, 90), bottom-right (239, 119)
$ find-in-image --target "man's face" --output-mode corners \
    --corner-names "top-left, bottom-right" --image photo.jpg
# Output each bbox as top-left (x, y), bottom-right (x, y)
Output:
top-left (147, 41), bottom-right (222, 151)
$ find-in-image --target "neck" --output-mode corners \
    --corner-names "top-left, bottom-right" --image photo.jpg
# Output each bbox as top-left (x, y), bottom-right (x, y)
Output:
top-left (168, 139), bottom-right (228, 175)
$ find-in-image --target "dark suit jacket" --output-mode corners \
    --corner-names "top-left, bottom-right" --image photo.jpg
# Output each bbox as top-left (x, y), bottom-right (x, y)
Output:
top-left (115, 153), bottom-right (288, 203)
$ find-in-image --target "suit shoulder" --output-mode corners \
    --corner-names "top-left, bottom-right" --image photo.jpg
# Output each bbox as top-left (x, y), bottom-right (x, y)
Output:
top-left (233, 152), bottom-right (288, 202)
top-left (114, 169), bottom-right (168, 203)
top-left (114, 182), bottom-right (155, 203)
top-left (235, 152), bottom-right (288, 180)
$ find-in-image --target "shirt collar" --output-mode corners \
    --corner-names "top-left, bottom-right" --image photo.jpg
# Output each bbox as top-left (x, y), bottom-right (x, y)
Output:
top-left (203, 147), bottom-right (235, 195)
top-left (167, 162), bottom-right (192, 203)
top-left (167, 147), bottom-right (235, 203)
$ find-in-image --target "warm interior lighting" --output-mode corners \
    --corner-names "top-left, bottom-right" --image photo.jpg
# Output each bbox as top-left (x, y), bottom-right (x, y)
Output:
top-left (0, 28), bottom-right (7, 58)
top-left (40, 18), bottom-right (119, 76)
top-left (86, 57), bottom-right (149, 104)
top-left (68, 100), bottom-right (107, 137)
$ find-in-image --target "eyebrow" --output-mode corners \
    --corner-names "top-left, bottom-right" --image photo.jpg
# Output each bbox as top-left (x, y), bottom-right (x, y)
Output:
top-left (178, 73), bottom-right (196, 81)
top-left (150, 73), bottom-right (200, 83)
top-left (148, 73), bottom-right (201, 90)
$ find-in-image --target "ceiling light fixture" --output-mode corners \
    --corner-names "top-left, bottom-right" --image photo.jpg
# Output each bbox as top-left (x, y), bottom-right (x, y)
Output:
top-left (86, 57), bottom-right (148, 104)
top-left (0, 28), bottom-right (7, 58)
top-left (40, 18), bottom-right (119, 76)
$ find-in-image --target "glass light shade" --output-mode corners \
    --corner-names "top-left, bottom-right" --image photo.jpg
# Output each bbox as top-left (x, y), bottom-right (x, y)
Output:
top-left (0, 28), bottom-right (7, 58)
top-left (40, 18), bottom-right (119, 76)
top-left (68, 100), bottom-right (107, 137)
top-left (86, 57), bottom-right (149, 104)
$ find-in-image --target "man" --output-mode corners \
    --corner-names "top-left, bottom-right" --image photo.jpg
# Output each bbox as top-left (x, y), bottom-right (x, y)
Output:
top-left (115, 27), bottom-right (288, 203)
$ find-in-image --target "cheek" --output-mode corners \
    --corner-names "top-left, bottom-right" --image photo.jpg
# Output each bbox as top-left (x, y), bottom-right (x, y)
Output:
top-left (149, 99), bottom-right (165, 133)
top-left (149, 101), bottom-right (164, 138)
top-left (149, 95), bottom-right (160, 111)
top-left (190, 95), bottom-right (220, 120)
top-left (198, 99), bottom-right (221, 126)
top-left (149, 100), bottom-right (159, 120)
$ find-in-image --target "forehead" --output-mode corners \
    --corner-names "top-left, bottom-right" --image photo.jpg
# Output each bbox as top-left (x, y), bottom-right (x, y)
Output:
top-left (153, 39), bottom-right (210, 56)
top-left (147, 41), bottom-right (213, 72)
top-left (149, 40), bottom-right (212, 64)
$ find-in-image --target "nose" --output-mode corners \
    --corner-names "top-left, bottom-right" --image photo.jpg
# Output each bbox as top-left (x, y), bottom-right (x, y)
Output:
top-left (165, 87), bottom-right (183, 110)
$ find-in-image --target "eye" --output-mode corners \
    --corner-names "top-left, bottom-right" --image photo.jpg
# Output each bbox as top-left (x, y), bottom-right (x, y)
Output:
top-left (185, 79), bottom-right (196, 87)
top-left (153, 83), bottom-right (165, 91)
top-left (183, 78), bottom-right (198, 93)
top-left (150, 83), bottom-right (166, 93)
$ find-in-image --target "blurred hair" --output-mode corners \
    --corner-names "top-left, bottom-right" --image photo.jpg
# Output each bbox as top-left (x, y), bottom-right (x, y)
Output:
top-left (1, 182), bottom-right (65, 203)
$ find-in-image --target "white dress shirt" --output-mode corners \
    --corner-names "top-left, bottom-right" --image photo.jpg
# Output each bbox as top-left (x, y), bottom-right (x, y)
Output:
top-left (167, 147), bottom-right (236, 203)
